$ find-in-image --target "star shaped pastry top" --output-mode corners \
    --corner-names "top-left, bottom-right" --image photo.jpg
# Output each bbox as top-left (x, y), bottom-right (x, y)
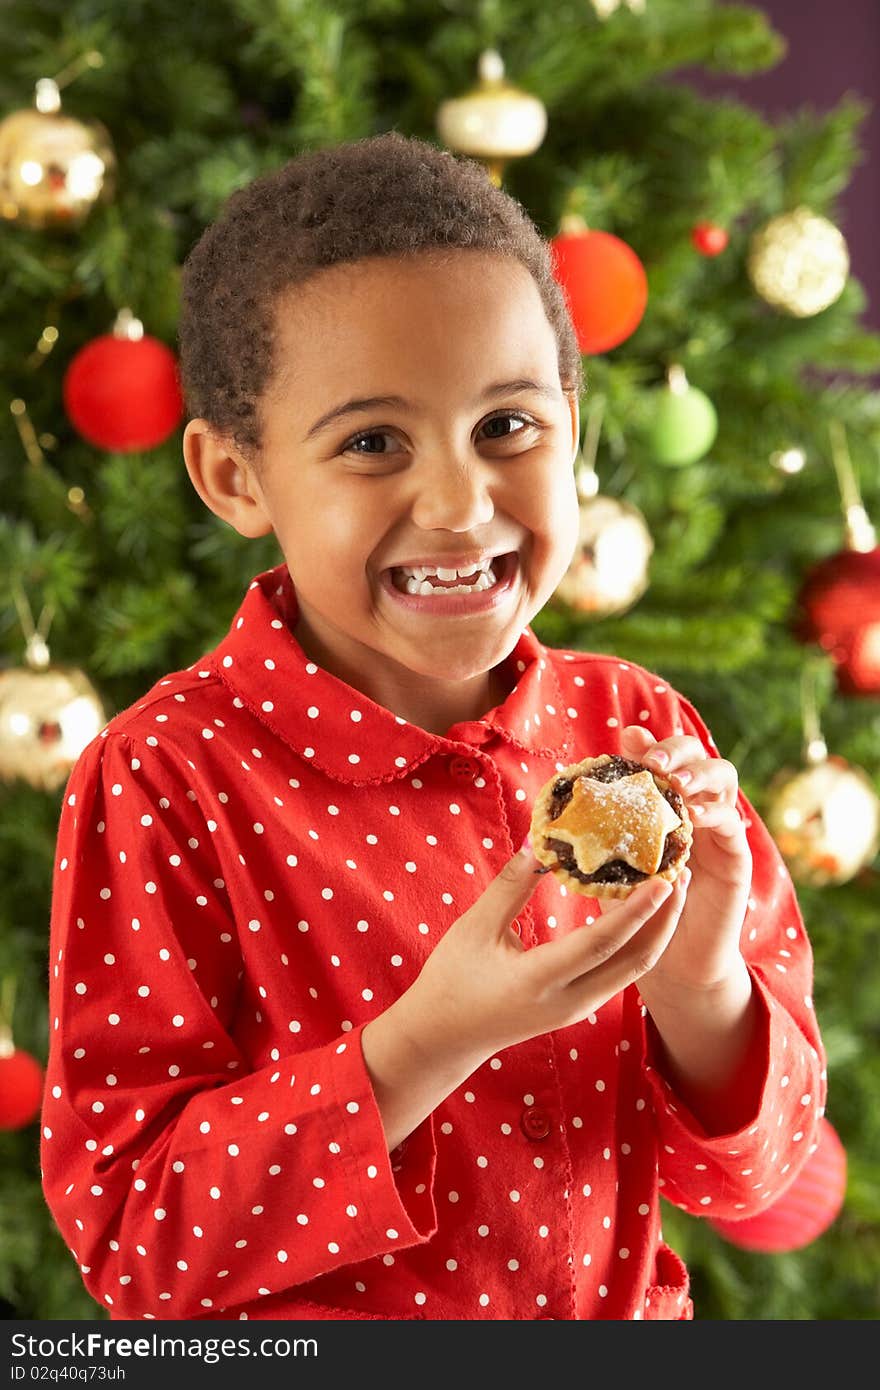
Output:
top-left (545, 769), bottom-right (683, 876)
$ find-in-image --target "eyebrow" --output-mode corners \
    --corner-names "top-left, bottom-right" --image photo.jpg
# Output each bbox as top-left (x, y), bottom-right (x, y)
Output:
top-left (303, 378), bottom-right (561, 442)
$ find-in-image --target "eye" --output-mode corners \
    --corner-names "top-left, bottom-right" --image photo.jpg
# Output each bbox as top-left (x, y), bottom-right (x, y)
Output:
top-left (479, 410), bottom-right (534, 440)
top-left (344, 429), bottom-right (397, 456)
top-left (342, 410), bottom-right (536, 456)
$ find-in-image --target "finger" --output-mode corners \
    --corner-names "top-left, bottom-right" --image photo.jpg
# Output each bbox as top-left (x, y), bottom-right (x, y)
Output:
top-left (596, 864), bottom-right (692, 917)
top-left (467, 841), bottom-right (543, 931)
top-left (621, 728), bottom-right (713, 785)
top-left (564, 890), bottom-right (684, 1009)
top-left (506, 918), bottom-right (527, 953)
top-left (619, 725), bottom-right (657, 755)
top-left (528, 876), bottom-right (673, 987)
top-left (690, 801), bottom-right (750, 844)
top-left (665, 759), bottom-right (739, 804)
top-left (640, 736), bottom-right (707, 775)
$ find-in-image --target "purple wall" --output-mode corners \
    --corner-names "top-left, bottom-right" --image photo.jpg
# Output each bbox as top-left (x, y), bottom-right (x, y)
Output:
top-left (680, 0), bottom-right (880, 333)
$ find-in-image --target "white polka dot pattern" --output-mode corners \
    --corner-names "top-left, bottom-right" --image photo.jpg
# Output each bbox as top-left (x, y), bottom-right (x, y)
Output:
top-left (40, 563), bottom-right (826, 1323)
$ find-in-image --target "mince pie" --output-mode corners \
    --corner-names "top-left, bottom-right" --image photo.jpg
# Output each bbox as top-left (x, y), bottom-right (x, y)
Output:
top-left (529, 754), bottom-right (693, 900)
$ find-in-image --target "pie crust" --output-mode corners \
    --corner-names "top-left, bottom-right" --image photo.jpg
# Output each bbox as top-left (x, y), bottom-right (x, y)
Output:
top-left (529, 754), bottom-right (693, 900)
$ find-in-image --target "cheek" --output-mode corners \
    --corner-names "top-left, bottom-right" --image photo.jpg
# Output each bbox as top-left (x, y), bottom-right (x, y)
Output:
top-left (529, 466), bottom-right (580, 564)
top-left (277, 485), bottom-right (382, 575)
top-left (559, 491), bottom-right (581, 564)
top-left (252, 467), bottom-right (383, 601)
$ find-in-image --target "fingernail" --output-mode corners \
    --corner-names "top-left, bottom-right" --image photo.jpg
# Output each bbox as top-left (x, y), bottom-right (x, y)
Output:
top-left (648, 750), bottom-right (668, 768)
top-left (519, 834), bottom-right (532, 855)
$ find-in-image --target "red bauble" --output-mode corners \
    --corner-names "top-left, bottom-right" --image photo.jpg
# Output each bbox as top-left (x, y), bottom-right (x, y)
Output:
top-left (793, 545), bottom-right (880, 696)
top-left (708, 1119), bottom-right (846, 1253)
top-left (691, 221), bottom-right (729, 256)
top-left (549, 226), bottom-right (648, 355)
top-left (63, 332), bottom-right (184, 452)
top-left (0, 1047), bottom-right (45, 1130)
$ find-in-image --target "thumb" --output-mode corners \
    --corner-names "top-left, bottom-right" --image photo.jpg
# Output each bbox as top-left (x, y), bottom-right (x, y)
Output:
top-left (471, 837), bottom-right (542, 928)
top-left (619, 724), bottom-right (656, 757)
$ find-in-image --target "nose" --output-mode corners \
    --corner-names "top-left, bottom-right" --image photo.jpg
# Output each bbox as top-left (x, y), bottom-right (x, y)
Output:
top-left (409, 457), bottom-right (496, 532)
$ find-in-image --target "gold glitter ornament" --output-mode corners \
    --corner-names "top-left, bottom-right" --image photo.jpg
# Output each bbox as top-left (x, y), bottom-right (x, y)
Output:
top-left (747, 206), bottom-right (849, 317)
top-left (765, 754), bottom-right (879, 888)
top-left (435, 49), bottom-right (547, 187)
top-left (0, 589), bottom-right (108, 791)
top-left (553, 486), bottom-right (654, 617)
top-left (764, 663), bottom-right (879, 887)
top-left (0, 75), bottom-right (116, 229)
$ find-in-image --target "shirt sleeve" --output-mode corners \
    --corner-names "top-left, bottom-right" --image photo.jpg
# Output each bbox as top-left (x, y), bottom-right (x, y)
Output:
top-left (637, 684), bottom-right (828, 1222)
top-left (41, 729), bottom-right (438, 1321)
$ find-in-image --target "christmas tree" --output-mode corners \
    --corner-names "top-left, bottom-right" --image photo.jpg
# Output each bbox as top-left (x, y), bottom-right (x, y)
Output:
top-left (2, 0), bottom-right (878, 1321)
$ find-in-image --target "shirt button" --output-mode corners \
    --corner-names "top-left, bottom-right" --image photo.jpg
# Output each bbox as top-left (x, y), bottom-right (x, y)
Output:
top-left (449, 755), bottom-right (479, 780)
top-left (520, 1106), bottom-right (552, 1141)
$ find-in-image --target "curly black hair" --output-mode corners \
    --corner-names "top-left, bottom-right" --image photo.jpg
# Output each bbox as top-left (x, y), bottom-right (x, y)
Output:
top-left (177, 130), bottom-right (585, 464)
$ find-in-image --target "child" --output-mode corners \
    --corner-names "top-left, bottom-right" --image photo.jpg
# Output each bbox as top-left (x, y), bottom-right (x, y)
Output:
top-left (41, 131), bottom-right (826, 1322)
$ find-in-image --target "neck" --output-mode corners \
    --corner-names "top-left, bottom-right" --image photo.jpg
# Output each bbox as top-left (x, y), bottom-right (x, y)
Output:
top-left (392, 664), bottom-right (510, 735)
top-left (291, 614), bottom-right (510, 735)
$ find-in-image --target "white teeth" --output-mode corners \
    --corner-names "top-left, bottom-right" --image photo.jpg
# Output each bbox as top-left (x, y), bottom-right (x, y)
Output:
top-left (404, 569), bottom-right (496, 596)
top-left (398, 558), bottom-right (495, 583)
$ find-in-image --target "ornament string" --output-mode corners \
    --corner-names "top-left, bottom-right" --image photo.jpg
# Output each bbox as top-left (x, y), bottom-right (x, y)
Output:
top-left (575, 394), bottom-right (605, 500)
top-left (828, 420), bottom-right (876, 552)
top-left (34, 51), bottom-right (104, 114)
top-left (10, 580), bottom-right (55, 669)
top-left (0, 976), bottom-right (15, 1050)
top-left (801, 658), bottom-right (828, 766)
top-left (49, 49), bottom-right (104, 94)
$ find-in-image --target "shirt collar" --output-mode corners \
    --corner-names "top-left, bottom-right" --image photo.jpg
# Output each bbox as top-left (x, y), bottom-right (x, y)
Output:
top-left (210, 563), bottom-right (576, 784)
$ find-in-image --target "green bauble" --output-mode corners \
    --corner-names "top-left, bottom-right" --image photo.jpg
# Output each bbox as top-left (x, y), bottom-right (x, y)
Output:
top-left (647, 377), bottom-right (718, 467)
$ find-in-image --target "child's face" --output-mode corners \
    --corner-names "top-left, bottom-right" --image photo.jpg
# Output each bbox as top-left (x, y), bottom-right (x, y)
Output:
top-left (185, 251), bottom-right (580, 699)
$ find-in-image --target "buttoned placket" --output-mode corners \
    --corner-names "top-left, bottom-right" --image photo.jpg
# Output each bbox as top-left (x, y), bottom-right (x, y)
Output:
top-left (436, 725), bottom-right (577, 1320)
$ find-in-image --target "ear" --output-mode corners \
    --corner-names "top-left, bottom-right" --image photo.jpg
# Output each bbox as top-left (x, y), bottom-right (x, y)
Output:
top-left (182, 419), bottom-right (275, 539)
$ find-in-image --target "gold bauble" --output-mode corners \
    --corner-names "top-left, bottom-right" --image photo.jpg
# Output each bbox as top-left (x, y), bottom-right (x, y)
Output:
top-left (0, 636), bottom-right (108, 792)
top-left (747, 206), bottom-right (849, 317)
top-left (553, 493), bottom-right (653, 617)
top-left (0, 81), bottom-right (116, 229)
top-left (436, 49), bottom-right (547, 185)
top-left (764, 754), bottom-right (879, 887)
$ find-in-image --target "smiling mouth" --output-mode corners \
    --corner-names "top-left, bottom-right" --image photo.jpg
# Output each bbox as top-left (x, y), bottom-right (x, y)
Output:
top-left (388, 553), bottom-right (513, 595)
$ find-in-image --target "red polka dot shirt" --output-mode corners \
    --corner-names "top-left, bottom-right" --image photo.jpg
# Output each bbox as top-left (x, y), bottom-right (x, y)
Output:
top-left (41, 563), bottom-right (826, 1321)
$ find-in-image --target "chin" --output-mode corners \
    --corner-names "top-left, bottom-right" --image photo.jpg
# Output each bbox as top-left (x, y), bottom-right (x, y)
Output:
top-left (409, 651), bottom-right (506, 685)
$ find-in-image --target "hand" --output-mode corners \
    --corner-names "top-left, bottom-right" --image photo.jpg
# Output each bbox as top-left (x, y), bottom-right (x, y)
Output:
top-left (615, 724), bottom-right (753, 997)
top-left (403, 841), bottom-right (688, 1066)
